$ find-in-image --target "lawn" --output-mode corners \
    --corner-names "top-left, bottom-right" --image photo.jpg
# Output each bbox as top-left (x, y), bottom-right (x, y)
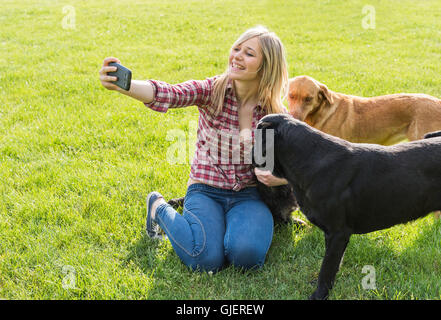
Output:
top-left (1, 0), bottom-right (441, 300)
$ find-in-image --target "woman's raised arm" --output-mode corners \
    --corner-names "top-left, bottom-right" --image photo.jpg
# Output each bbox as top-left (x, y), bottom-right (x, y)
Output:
top-left (99, 57), bottom-right (154, 103)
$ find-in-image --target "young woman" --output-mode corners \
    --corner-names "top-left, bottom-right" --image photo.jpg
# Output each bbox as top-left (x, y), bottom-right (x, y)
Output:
top-left (99, 25), bottom-right (289, 272)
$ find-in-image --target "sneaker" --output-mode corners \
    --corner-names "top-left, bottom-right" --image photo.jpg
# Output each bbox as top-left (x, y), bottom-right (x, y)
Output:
top-left (146, 191), bottom-right (166, 240)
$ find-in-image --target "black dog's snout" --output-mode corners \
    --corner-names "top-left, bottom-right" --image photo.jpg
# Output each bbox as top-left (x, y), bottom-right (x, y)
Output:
top-left (252, 127), bottom-right (275, 172)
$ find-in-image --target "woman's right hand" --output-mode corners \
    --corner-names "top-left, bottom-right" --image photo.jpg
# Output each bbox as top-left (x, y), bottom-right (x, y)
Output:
top-left (99, 58), bottom-right (154, 102)
top-left (99, 57), bottom-right (121, 91)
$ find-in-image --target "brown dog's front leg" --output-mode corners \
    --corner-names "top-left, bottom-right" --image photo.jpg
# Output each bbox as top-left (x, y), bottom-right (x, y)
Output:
top-left (309, 231), bottom-right (350, 300)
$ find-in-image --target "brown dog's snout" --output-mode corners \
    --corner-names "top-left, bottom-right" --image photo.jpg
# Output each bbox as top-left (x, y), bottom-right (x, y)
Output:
top-left (287, 93), bottom-right (305, 120)
top-left (287, 78), bottom-right (310, 121)
top-left (286, 92), bottom-right (298, 117)
top-left (289, 105), bottom-right (304, 120)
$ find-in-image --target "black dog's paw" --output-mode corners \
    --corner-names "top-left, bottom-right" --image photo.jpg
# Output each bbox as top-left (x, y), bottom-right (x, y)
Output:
top-left (309, 289), bottom-right (329, 300)
top-left (275, 216), bottom-right (308, 229)
top-left (290, 217), bottom-right (308, 229)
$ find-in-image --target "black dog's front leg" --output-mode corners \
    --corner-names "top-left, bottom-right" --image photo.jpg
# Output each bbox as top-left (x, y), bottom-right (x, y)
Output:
top-left (309, 231), bottom-right (350, 300)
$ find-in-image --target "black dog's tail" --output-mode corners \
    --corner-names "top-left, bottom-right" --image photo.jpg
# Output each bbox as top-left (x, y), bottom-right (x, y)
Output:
top-left (168, 197), bottom-right (185, 209)
top-left (424, 130), bottom-right (441, 139)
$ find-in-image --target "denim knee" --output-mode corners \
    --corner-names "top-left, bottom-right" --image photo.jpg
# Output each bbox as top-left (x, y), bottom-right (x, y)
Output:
top-left (224, 239), bottom-right (267, 270)
top-left (186, 250), bottom-right (225, 273)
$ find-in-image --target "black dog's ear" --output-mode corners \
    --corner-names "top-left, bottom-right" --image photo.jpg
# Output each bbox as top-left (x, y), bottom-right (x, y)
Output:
top-left (258, 121), bottom-right (273, 129)
top-left (424, 130), bottom-right (441, 139)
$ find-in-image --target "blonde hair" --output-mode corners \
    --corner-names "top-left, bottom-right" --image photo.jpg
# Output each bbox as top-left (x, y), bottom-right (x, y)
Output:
top-left (212, 26), bottom-right (289, 115)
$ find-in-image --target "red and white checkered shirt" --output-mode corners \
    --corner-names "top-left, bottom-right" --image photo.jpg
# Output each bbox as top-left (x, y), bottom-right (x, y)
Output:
top-left (144, 76), bottom-right (283, 191)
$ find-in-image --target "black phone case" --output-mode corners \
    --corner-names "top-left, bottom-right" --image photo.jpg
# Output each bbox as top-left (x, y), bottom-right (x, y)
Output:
top-left (107, 62), bottom-right (132, 91)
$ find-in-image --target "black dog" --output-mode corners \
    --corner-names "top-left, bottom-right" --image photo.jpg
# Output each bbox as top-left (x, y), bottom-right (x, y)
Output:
top-left (256, 113), bottom-right (441, 300)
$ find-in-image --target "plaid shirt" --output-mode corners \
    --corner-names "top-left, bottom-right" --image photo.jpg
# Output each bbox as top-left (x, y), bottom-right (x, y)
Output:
top-left (145, 76), bottom-right (278, 191)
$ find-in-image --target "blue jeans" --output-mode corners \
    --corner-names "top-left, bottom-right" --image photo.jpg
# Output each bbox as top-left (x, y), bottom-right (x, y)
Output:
top-left (154, 183), bottom-right (274, 272)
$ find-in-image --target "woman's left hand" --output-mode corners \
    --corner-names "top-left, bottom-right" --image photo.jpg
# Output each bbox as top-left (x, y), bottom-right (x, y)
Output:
top-left (254, 168), bottom-right (289, 187)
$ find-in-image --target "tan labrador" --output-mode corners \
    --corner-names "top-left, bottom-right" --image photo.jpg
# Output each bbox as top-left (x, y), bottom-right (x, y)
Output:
top-left (287, 75), bottom-right (441, 218)
top-left (287, 75), bottom-right (441, 145)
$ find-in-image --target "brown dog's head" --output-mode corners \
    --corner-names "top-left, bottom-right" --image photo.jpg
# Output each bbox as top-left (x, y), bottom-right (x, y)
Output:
top-left (287, 76), bottom-right (334, 122)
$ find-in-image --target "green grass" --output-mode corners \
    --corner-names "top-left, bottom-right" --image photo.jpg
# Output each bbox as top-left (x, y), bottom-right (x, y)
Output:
top-left (1, 0), bottom-right (441, 300)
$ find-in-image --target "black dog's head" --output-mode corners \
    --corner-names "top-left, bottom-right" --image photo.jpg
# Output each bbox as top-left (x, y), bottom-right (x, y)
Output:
top-left (257, 113), bottom-right (295, 131)
top-left (253, 113), bottom-right (296, 178)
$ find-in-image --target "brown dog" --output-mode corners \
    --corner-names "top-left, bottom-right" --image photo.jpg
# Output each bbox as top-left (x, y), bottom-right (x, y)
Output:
top-left (287, 75), bottom-right (441, 218)
top-left (287, 75), bottom-right (441, 145)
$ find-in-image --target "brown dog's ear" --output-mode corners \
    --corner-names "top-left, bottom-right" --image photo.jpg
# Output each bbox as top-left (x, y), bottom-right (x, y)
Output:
top-left (319, 83), bottom-right (334, 105)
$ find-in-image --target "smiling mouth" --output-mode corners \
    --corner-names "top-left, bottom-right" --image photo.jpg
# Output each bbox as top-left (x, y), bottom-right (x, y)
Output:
top-left (231, 62), bottom-right (245, 70)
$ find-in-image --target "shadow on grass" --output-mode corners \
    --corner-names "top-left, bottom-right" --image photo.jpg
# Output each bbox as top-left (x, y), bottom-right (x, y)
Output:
top-left (125, 212), bottom-right (441, 300)
top-left (285, 215), bottom-right (441, 300)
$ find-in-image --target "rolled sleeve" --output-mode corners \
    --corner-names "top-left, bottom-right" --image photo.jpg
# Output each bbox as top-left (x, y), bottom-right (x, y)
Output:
top-left (144, 77), bottom-right (217, 113)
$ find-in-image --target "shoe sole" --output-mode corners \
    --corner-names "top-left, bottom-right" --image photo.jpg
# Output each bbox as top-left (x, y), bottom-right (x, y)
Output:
top-left (146, 192), bottom-right (166, 240)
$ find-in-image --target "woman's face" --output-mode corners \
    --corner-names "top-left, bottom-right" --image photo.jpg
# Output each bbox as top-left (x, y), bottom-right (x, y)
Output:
top-left (228, 36), bottom-right (263, 82)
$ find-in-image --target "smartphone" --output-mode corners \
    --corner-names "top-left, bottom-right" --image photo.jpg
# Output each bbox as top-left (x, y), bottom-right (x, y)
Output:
top-left (107, 62), bottom-right (132, 91)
